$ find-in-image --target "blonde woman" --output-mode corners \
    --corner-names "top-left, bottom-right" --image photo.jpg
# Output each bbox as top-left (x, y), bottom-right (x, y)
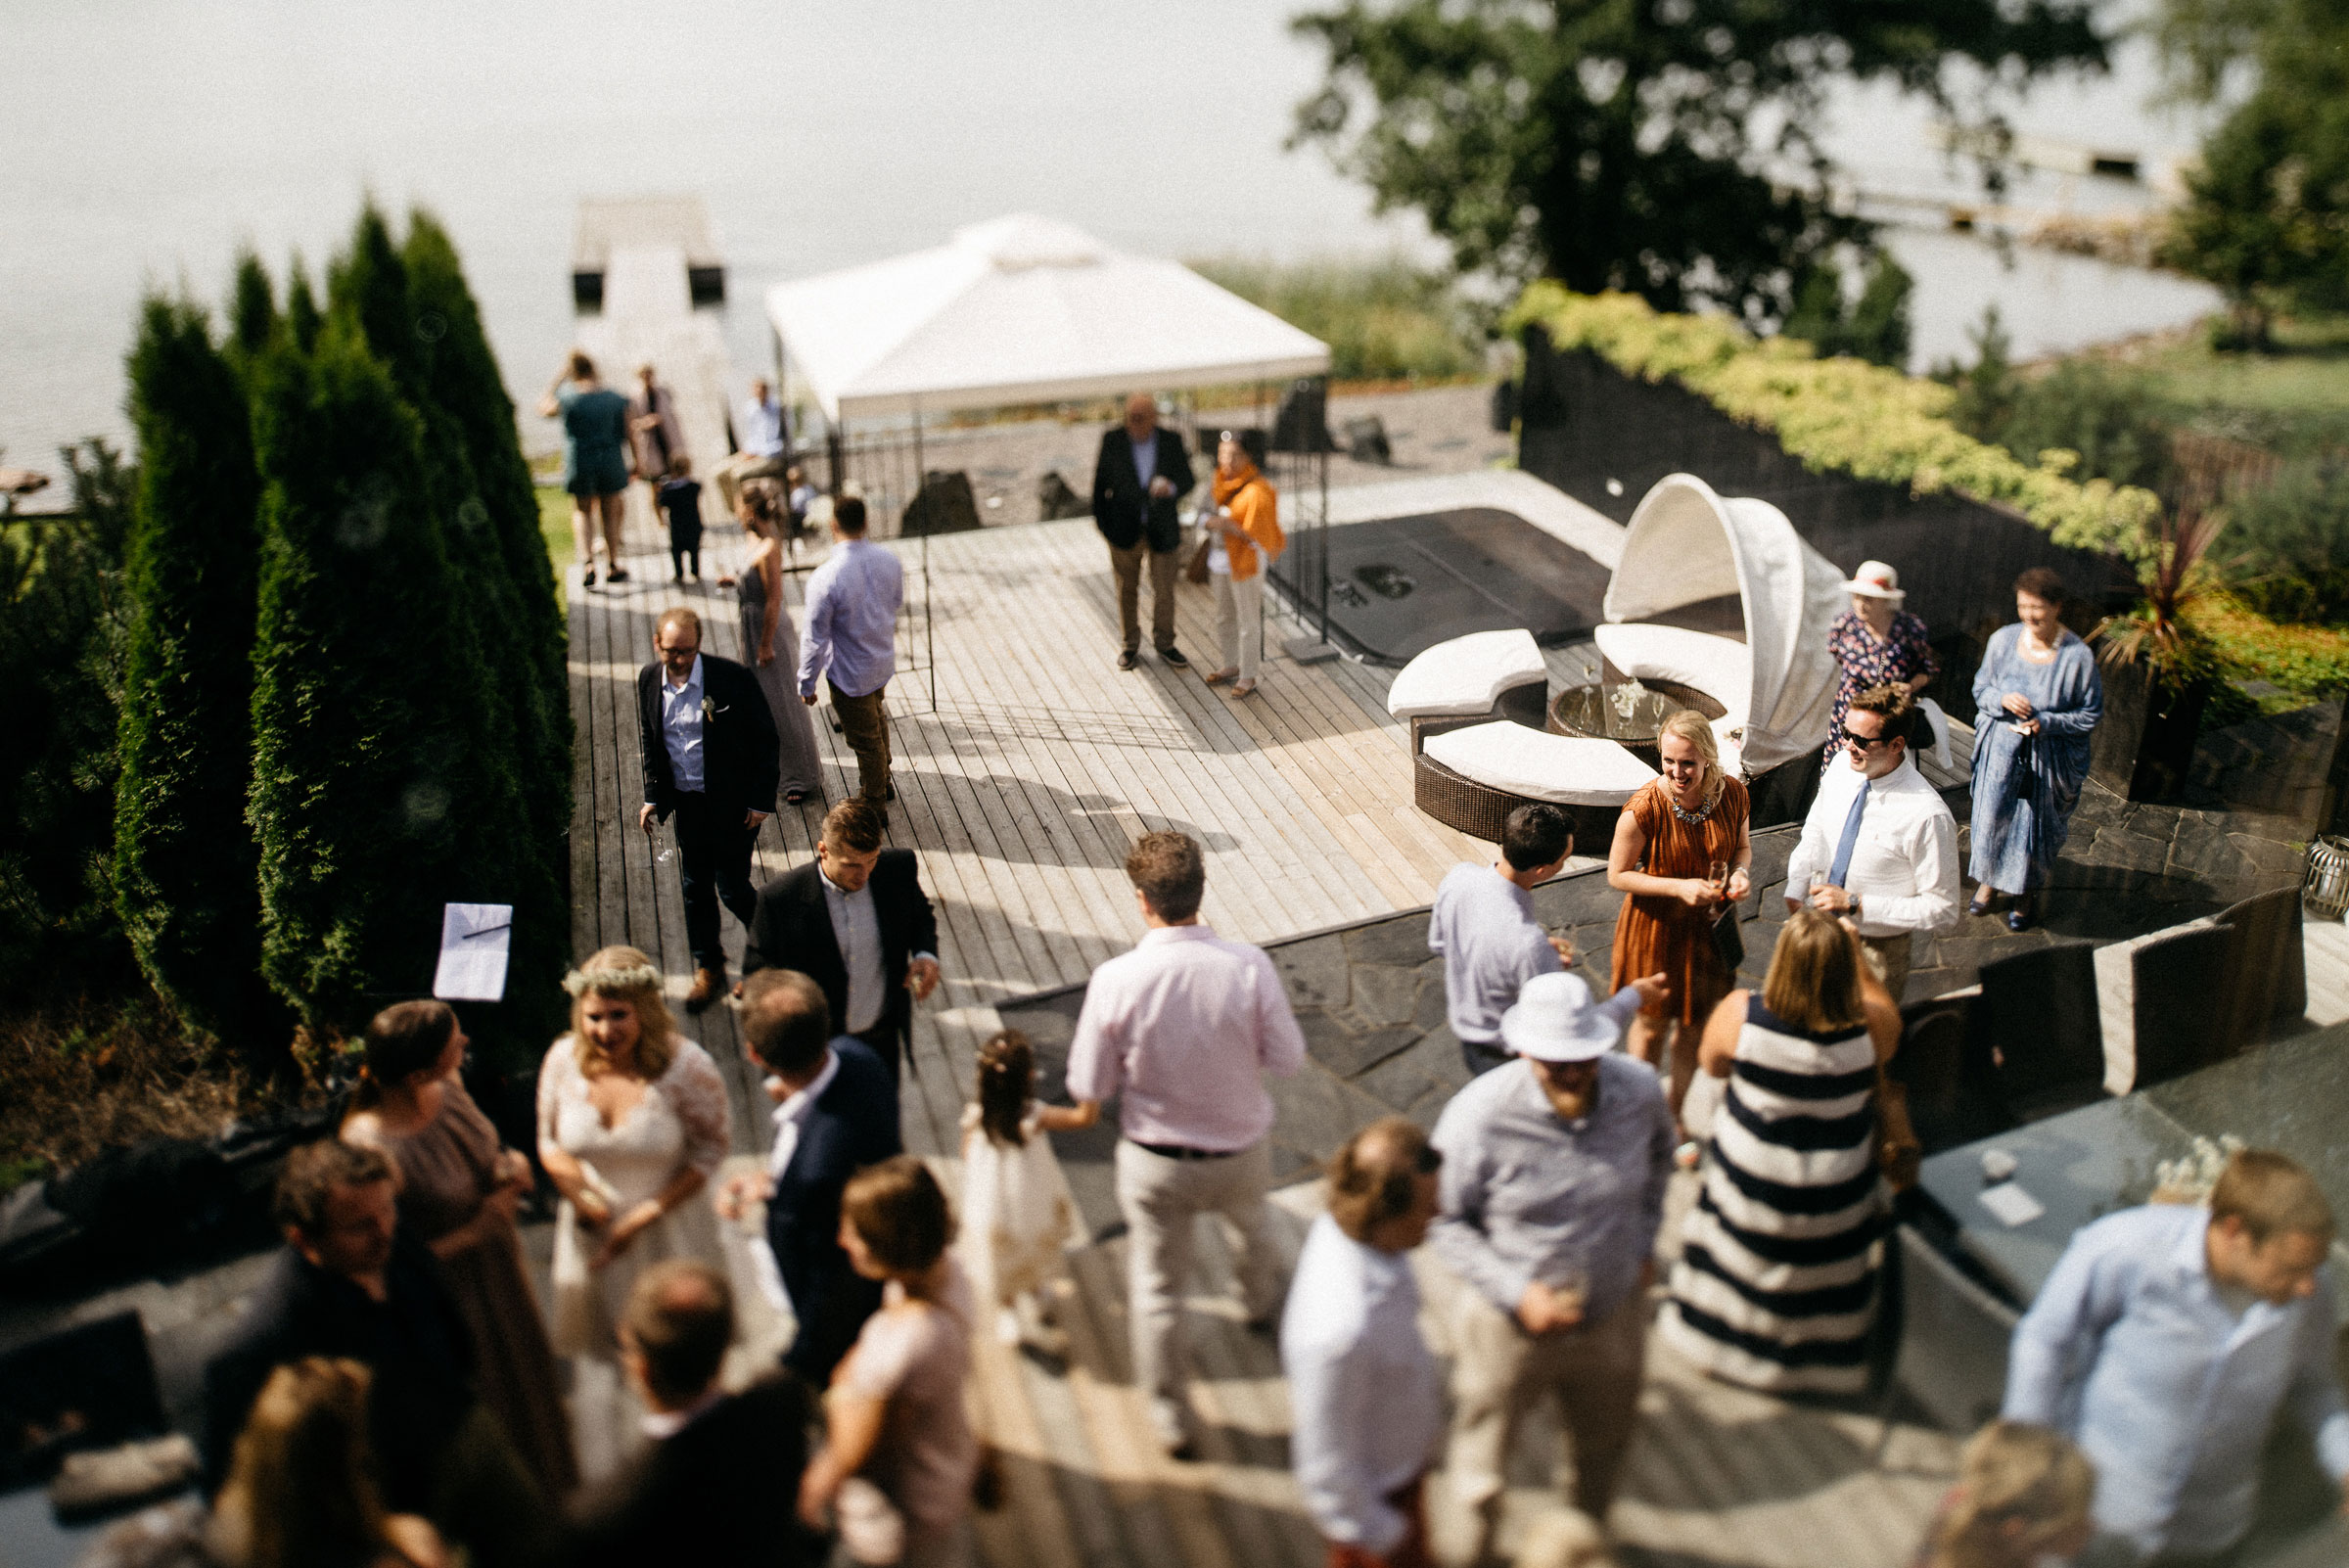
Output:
top-left (1607, 709), bottom-right (1752, 1127)
top-left (535, 945), bottom-right (730, 1478)
top-left (1914, 1422), bottom-right (2096, 1568)
top-left (1656, 910), bottom-right (1900, 1394)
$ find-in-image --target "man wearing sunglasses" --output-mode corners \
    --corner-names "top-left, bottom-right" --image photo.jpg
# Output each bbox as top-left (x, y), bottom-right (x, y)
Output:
top-left (1782, 682), bottom-right (1959, 1002)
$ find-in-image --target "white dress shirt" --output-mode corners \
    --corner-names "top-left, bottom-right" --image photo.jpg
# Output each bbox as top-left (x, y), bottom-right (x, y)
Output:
top-left (821, 867), bottom-right (888, 1034)
top-left (1280, 1213), bottom-right (1444, 1554)
top-left (741, 393), bottom-right (786, 459)
top-left (745, 1047), bottom-right (842, 1315)
top-left (652, 654), bottom-right (706, 797)
top-left (1783, 751), bottom-right (1959, 939)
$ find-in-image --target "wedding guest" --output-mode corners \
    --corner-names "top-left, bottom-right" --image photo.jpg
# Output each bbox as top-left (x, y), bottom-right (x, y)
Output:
top-left (628, 363), bottom-right (684, 516)
top-left (342, 1000), bottom-right (575, 1497)
top-left (1657, 910), bottom-right (1900, 1394)
top-left (1780, 682), bottom-right (1960, 1002)
top-left (566, 1262), bottom-right (819, 1568)
top-left (797, 496), bottom-right (903, 814)
top-left (1430, 803), bottom-right (1577, 1077)
top-left (1063, 831), bottom-right (1307, 1457)
top-left (1912, 1422), bottom-right (2095, 1568)
top-left (535, 946), bottom-right (730, 1481)
top-left (657, 454), bottom-right (704, 583)
top-left (2004, 1149), bottom-right (2349, 1564)
top-left (202, 1143), bottom-right (550, 1567)
top-left (1607, 710), bottom-right (1752, 1129)
top-left (1430, 970), bottom-right (1673, 1557)
top-left (958, 1030), bottom-right (1083, 1352)
top-left (1201, 431), bottom-right (1283, 698)
top-left (1823, 561), bottom-right (1936, 773)
top-left (538, 352), bottom-right (631, 587)
top-left (714, 376), bottom-right (790, 517)
top-left (1968, 568), bottom-right (2103, 932)
top-left (799, 1157), bottom-right (980, 1568)
top-left (733, 481), bottom-right (823, 806)
top-left (1090, 392), bottom-right (1195, 671)
top-left (1282, 1118), bottom-right (1446, 1568)
top-left (636, 605), bottom-right (778, 1008)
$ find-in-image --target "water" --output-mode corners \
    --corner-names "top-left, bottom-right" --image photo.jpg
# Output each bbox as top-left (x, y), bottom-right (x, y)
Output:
top-left (0, 0), bottom-right (2224, 476)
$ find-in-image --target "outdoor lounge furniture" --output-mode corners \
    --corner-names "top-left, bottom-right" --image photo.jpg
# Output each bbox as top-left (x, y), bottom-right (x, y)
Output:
top-left (1416, 722), bottom-right (1659, 842)
top-left (1386, 628), bottom-right (1550, 748)
top-left (1882, 1224), bottom-right (2018, 1443)
top-left (2132, 925), bottom-right (2240, 1089)
top-left (1979, 943), bottom-right (2108, 1122)
top-left (2215, 884), bottom-right (2306, 1050)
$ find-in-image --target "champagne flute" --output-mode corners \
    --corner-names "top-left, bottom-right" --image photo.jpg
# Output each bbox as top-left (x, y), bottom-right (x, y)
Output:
top-left (654, 823), bottom-right (674, 866)
top-left (1708, 858), bottom-right (1730, 903)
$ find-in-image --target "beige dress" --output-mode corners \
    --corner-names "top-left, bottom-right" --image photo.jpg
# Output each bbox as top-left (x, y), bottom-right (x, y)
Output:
top-left (367, 1080), bottom-right (577, 1495)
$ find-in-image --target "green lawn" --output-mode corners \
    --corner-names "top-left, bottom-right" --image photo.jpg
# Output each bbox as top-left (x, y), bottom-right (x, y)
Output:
top-left (537, 484), bottom-right (573, 591)
top-left (2126, 312), bottom-right (2349, 452)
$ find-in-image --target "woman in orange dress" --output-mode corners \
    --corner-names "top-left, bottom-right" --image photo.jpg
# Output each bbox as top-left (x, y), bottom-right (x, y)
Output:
top-left (1608, 709), bottom-right (1752, 1131)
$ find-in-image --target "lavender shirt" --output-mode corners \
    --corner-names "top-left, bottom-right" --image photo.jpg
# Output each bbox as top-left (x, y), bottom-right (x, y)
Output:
top-left (1064, 923), bottom-right (1308, 1151)
top-left (798, 538), bottom-right (903, 700)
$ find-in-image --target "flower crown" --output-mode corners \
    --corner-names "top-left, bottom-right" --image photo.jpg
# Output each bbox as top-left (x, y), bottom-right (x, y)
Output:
top-left (563, 961), bottom-right (664, 996)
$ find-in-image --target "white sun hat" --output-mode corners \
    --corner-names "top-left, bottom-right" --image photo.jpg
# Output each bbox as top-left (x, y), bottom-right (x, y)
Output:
top-left (1498, 972), bottom-right (1625, 1063)
top-left (1841, 560), bottom-right (1904, 601)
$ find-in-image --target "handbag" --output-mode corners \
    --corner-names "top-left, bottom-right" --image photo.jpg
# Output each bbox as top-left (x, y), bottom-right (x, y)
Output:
top-left (1875, 1070), bottom-right (1923, 1191)
top-left (1709, 902), bottom-right (1744, 974)
top-left (1182, 509), bottom-right (1217, 584)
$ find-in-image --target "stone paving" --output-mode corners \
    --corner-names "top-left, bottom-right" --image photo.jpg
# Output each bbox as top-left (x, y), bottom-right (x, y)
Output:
top-left (1001, 781), bottom-right (2301, 1237)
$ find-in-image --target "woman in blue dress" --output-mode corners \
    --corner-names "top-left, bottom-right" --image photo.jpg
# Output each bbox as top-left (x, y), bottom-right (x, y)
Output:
top-left (538, 350), bottom-right (633, 587)
top-left (1968, 567), bottom-right (2103, 931)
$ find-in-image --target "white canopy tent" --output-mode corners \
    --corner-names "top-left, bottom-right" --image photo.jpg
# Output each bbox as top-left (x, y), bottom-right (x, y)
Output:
top-left (1600, 474), bottom-right (1844, 775)
top-left (763, 214), bottom-right (1330, 424)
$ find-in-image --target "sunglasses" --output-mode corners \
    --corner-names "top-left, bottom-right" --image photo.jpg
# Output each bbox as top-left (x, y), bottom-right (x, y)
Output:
top-left (1415, 1143), bottom-right (1444, 1175)
top-left (1839, 726), bottom-right (1892, 750)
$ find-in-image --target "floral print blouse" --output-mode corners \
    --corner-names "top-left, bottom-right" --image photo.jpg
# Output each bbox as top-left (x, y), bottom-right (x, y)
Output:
top-left (1825, 608), bottom-right (1938, 767)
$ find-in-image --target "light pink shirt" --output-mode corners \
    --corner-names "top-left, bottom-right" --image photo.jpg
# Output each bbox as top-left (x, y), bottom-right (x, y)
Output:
top-left (1064, 922), bottom-right (1307, 1151)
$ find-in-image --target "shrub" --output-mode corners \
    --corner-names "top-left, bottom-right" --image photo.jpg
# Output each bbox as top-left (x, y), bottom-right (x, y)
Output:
top-left (1189, 255), bottom-right (1484, 382)
top-left (2214, 455), bottom-right (2349, 625)
top-left (1782, 253), bottom-right (1913, 369)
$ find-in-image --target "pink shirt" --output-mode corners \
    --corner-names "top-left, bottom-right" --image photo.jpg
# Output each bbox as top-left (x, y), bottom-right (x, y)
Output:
top-left (1064, 923), bottom-right (1307, 1151)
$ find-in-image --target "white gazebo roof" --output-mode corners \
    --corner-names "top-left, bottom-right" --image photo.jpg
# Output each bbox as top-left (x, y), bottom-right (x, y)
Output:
top-left (763, 214), bottom-right (1331, 423)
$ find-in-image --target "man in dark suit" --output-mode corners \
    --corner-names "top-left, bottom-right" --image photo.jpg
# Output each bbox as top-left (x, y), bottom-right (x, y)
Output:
top-left (637, 605), bottom-right (779, 1010)
top-left (1090, 392), bottom-right (1197, 671)
top-left (568, 1260), bottom-right (818, 1568)
top-left (204, 1140), bottom-right (551, 1568)
top-left (742, 798), bottom-right (940, 1086)
top-left (714, 967), bottom-right (902, 1387)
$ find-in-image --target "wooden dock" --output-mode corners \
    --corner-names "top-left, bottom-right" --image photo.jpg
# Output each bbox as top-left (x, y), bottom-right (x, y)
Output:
top-left (566, 508), bottom-right (1967, 1567)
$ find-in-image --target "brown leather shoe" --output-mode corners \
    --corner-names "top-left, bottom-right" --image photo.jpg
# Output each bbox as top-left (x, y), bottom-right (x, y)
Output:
top-left (685, 966), bottom-right (722, 1012)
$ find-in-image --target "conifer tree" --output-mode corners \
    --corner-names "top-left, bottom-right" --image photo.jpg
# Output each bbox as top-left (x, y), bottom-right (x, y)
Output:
top-left (230, 253), bottom-right (276, 362)
top-left (115, 297), bottom-right (277, 1050)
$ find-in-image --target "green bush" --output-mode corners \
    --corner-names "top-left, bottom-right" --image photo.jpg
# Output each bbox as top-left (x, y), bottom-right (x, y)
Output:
top-left (2215, 456), bottom-right (2349, 625)
top-left (1188, 255), bottom-right (1485, 382)
top-left (1782, 253), bottom-right (1913, 369)
top-left (115, 297), bottom-right (279, 1053)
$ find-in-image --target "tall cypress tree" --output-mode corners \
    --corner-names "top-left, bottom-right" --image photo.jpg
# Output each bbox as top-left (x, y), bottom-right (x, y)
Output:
top-left (229, 253), bottom-right (277, 363)
top-left (247, 317), bottom-right (470, 1031)
top-left (115, 297), bottom-right (278, 1052)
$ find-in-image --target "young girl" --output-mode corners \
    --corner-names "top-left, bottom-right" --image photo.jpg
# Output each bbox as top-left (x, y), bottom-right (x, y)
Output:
top-left (1914, 1421), bottom-right (2095, 1568)
top-left (957, 1030), bottom-right (1089, 1351)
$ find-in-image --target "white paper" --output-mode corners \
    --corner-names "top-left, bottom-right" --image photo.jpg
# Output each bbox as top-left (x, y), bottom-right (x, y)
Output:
top-left (433, 901), bottom-right (513, 1001)
top-left (1978, 1180), bottom-right (2047, 1228)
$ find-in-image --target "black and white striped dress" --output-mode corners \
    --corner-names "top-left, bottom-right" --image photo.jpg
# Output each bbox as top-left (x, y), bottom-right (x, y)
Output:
top-left (1658, 994), bottom-right (1884, 1393)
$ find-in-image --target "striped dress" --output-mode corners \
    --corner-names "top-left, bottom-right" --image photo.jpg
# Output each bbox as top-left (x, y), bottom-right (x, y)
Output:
top-left (1658, 994), bottom-right (1884, 1393)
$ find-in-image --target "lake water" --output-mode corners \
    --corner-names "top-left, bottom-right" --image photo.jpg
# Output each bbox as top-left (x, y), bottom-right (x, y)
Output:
top-left (1, 0), bottom-right (2220, 474)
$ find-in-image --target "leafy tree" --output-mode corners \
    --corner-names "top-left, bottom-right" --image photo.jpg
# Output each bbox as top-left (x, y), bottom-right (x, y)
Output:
top-left (1781, 253), bottom-right (1914, 367)
top-left (2217, 454), bottom-right (2349, 623)
top-left (115, 298), bottom-right (278, 1051)
top-left (1289, 0), bottom-right (2106, 324)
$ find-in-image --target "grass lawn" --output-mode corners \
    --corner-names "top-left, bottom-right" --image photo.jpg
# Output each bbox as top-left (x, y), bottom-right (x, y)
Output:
top-left (537, 484), bottom-right (573, 591)
top-left (2119, 312), bottom-right (2349, 452)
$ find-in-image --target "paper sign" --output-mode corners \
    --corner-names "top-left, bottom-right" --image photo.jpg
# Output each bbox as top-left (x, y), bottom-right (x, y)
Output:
top-left (433, 902), bottom-right (513, 1002)
top-left (1978, 1180), bottom-right (2047, 1229)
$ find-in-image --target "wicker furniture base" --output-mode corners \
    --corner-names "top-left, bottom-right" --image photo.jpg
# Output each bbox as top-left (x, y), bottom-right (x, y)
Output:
top-left (1411, 752), bottom-right (1620, 848)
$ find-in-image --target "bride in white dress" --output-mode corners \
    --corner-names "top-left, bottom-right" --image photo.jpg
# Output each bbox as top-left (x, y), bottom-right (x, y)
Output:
top-left (535, 945), bottom-right (730, 1479)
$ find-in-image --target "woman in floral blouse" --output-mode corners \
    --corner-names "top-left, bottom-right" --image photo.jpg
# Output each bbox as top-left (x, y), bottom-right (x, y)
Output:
top-left (1825, 559), bottom-right (1936, 769)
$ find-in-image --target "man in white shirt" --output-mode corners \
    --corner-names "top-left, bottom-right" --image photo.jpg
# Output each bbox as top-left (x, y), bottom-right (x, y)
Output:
top-left (1282, 1117), bottom-right (1446, 1568)
top-left (1429, 803), bottom-right (1576, 1077)
top-left (714, 376), bottom-right (790, 516)
top-left (1782, 682), bottom-right (1958, 1002)
top-left (1064, 830), bottom-right (1308, 1456)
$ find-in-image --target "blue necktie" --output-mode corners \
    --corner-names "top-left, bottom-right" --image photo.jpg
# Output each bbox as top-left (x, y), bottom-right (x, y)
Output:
top-left (1828, 778), bottom-right (1870, 889)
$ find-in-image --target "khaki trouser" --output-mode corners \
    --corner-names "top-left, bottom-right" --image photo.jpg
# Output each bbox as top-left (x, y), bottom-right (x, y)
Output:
top-left (1213, 572), bottom-right (1263, 683)
top-left (1447, 1279), bottom-right (1648, 1525)
top-left (1109, 539), bottom-right (1179, 654)
top-left (830, 679), bottom-right (891, 804)
top-left (713, 451), bottom-right (787, 516)
top-left (1860, 932), bottom-right (1913, 1005)
top-left (1114, 1137), bottom-right (1284, 1436)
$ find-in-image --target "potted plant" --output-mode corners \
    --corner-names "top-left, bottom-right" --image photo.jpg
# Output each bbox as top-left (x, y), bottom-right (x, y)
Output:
top-left (2091, 501), bottom-right (2223, 802)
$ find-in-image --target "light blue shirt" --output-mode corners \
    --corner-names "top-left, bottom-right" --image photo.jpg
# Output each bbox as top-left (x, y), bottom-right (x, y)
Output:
top-left (741, 393), bottom-right (786, 458)
top-left (1427, 863), bottom-right (1562, 1045)
top-left (1129, 431), bottom-right (1158, 509)
top-left (798, 538), bottom-right (903, 700)
top-left (1280, 1214), bottom-right (1443, 1554)
top-left (653, 655), bottom-right (706, 797)
top-left (2004, 1204), bottom-right (2349, 1558)
top-left (1429, 1051), bottom-right (1673, 1325)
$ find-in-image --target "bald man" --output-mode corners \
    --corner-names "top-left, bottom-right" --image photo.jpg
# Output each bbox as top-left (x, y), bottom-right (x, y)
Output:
top-left (1090, 392), bottom-right (1197, 670)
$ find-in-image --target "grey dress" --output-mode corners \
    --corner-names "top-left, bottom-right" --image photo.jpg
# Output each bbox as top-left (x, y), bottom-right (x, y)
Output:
top-left (740, 562), bottom-right (825, 801)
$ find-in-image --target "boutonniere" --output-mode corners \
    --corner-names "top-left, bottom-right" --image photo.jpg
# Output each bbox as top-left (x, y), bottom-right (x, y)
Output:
top-left (701, 696), bottom-right (726, 722)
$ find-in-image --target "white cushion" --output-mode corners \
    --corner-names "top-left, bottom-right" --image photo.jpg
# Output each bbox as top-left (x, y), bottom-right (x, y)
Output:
top-left (1917, 696), bottom-right (1954, 771)
top-left (1711, 715), bottom-right (1745, 778)
top-left (1386, 629), bottom-right (1547, 719)
top-left (1424, 721), bottom-right (1659, 807)
top-left (1592, 623), bottom-right (1752, 726)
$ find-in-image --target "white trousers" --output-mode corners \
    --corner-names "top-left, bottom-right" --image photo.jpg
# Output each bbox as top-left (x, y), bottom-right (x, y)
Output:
top-left (1213, 571), bottom-right (1263, 683)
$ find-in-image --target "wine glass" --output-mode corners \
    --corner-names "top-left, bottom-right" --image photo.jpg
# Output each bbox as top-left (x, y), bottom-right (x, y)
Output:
top-left (654, 824), bottom-right (674, 866)
top-left (1708, 858), bottom-right (1730, 902)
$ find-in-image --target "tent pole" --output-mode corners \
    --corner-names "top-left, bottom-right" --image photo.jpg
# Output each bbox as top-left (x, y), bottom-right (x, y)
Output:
top-left (913, 396), bottom-right (935, 711)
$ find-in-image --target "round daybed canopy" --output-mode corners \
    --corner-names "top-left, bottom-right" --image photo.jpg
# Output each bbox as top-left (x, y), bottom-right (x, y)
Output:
top-left (1594, 473), bottom-right (1844, 776)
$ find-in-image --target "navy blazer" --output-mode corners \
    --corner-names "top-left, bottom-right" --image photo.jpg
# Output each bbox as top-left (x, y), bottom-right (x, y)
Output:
top-left (742, 853), bottom-right (938, 1081)
top-left (767, 1035), bottom-right (901, 1385)
top-left (636, 653), bottom-right (780, 821)
top-left (1089, 426), bottom-right (1196, 553)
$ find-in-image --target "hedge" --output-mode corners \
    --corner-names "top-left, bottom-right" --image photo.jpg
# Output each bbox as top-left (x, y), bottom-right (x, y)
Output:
top-left (1505, 283), bottom-right (2164, 560)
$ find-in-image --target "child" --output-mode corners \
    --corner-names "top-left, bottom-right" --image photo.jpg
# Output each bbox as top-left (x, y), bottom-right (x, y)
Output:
top-left (958, 1030), bottom-right (1088, 1351)
top-left (657, 453), bottom-right (704, 582)
top-left (785, 464), bottom-right (817, 542)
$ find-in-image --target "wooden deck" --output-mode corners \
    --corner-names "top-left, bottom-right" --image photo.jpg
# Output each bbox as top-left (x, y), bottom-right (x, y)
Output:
top-left (566, 509), bottom-right (1964, 1567)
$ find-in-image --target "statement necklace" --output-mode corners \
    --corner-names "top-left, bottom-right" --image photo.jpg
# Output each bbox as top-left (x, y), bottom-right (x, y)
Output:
top-left (1667, 788), bottom-right (1714, 826)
